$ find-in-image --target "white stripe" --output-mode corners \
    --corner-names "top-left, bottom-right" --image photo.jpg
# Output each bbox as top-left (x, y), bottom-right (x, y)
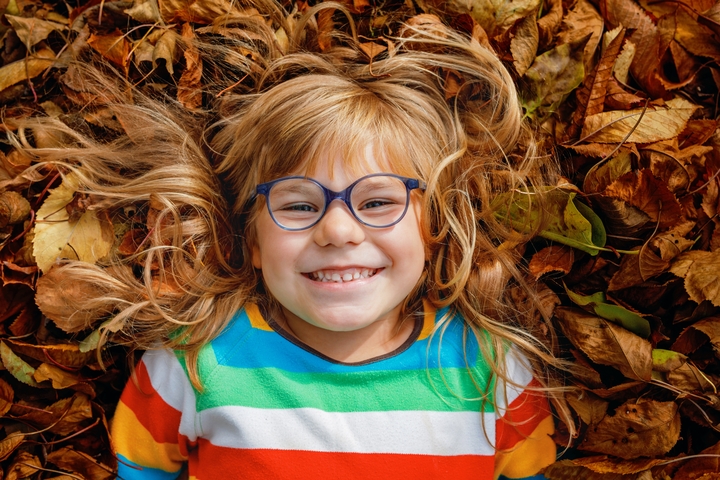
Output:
top-left (142, 349), bottom-right (199, 441)
top-left (198, 406), bottom-right (497, 455)
top-left (494, 346), bottom-right (535, 415)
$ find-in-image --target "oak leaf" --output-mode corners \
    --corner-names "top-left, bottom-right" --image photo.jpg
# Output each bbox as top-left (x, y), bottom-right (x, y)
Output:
top-left (554, 307), bottom-right (652, 381)
top-left (670, 250), bottom-right (720, 307)
top-left (32, 174), bottom-right (113, 274)
top-left (578, 398), bottom-right (680, 458)
top-left (582, 97), bottom-right (699, 144)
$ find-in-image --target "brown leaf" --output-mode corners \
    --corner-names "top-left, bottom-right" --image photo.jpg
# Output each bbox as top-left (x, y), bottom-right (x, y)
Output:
top-left (12, 393), bottom-right (93, 436)
top-left (582, 149), bottom-right (633, 194)
top-left (0, 48), bottom-right (56, 93)
top-left (47, 447), bottom-right (114, 480)
top-left (608, 246), bottom-right (669, 291)
top-left (640, 144), bottom-right (692, 193)
top-left (536, 0), bottom-right (562, 48)
top-left (528, 246), bottom-right (574, 279)
top-left (673, 7), bottom-right (720, 62)
top-left (87, 30), bottom-right (131, 70)
top-left (671, 250), bottom-right (720, 307)
top-left (679, 119), bottom-right (718, 148)
top-left (566, 389), bottom-right (608, 426)
top-left (153, 30), bottom-right (179, 75)
top-left (556, 0), bottom-right (603, 72)
top-left (603, 169), bottom-right (683, 230)
top-left (571, 455), bottom-right (667, 474)
top-left (358, 42), bottom-right (387, 61)
top-left (0, 378), bottom-right (14, 417)
top-left (568, 28), bottom-right (626, 140)
top-left (8, 306), bottom-right (39, 337)
top-left (666, 362), bottom-right (717, 393)
top-left (35, 264), bottom-right (110, 334)
top-left (674, 439), bottom-right (720, 480)
top-left (4, 338), bottom-right (95, 369)
top-left (1, 262), bottom-right (38, 288)
top-left (555, 307), bottom-right (653, 381)
top-left (0, 433), bottom-right (25, 462)
top-left (510, 12), bottom-right (538, 76)
top-left (604, 76), bottom-right (646, 110)
top-left (673, 315), bottom-right (720, 356)
top-left (582, 97), bottom-right (699, 144)
top-left (33, 363), bottom-right (96, 397)
top-left (599, 0), bottom-right (666, 98)
top-left (5, 451), bottom-right (40, 480)
top-left (0, 191), bottom-right (31, 228)
top-left (5, 15), bottom-right (66, 49)
top-left (178, 23), bottom-right (203, 110)
top-left (579, 398), bottom-right (680, 458)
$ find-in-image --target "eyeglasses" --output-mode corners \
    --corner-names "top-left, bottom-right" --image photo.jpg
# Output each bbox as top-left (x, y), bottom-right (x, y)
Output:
top-left (254, 173), bottom-right (426, 231)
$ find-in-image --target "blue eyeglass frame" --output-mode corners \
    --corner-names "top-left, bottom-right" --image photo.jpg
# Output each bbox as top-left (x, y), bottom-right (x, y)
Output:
top-left (254, 173), bottom-right (426, 231)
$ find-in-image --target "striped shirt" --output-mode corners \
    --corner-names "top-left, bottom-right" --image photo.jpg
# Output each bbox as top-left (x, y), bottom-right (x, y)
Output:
top-left (112, 303), bottom-right (555, 479)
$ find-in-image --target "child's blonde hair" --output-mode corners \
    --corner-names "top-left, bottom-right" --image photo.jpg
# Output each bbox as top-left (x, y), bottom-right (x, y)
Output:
top-left (12, 8), bottom-right (574, 435)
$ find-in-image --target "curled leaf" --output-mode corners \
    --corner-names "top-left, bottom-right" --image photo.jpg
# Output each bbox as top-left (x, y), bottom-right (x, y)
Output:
top-left (0, 342), bottom-right (38, 387)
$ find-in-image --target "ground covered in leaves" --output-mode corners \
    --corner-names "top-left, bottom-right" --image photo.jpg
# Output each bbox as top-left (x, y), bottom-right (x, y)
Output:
top-left (0, 0), bottom-right (720, 478)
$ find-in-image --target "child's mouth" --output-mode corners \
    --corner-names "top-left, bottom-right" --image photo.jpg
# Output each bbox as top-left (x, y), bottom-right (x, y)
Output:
top-left (306, 268), bottom-right (379, 283)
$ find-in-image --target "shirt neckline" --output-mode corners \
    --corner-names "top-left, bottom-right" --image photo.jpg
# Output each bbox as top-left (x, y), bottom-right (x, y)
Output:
top-left (262, 308), bottom-right (425, 367)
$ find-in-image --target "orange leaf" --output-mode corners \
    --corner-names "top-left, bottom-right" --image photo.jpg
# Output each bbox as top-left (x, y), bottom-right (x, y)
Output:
top-left (528, 246), bottom-right (574, 279)
top-left (87, 30), bottom-right (131, 69)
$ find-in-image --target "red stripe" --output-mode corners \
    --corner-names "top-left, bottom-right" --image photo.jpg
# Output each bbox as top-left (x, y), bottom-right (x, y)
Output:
top-left (189, 440), bottom-right (494, 480)
top-left (495, 379), bottom-right (552, 451)
top-left (120, 359), bottom-right (184, 446)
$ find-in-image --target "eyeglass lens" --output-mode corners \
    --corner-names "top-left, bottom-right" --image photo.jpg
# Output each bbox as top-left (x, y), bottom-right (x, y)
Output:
top-left (267, 175), bottom-right (409, 229)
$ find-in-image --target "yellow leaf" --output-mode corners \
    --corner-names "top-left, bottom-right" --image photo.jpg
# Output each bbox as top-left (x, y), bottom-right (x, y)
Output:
top-left (581, 97), bottom-right (699, 144)
top-left (0, 49), bottom-right (55, 93)
top-left (32, 174), bottom-right (113, 274)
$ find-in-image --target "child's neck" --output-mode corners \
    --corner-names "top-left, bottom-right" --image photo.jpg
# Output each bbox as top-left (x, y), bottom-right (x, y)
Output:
top-left (275, 306), bottom-right (417, 363)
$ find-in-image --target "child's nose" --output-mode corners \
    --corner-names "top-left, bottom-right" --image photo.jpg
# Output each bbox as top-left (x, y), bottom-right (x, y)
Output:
top-left (312, 201), bottom-right (366, 247)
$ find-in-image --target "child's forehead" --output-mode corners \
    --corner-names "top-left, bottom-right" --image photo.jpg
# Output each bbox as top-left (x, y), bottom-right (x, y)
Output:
top-left (293, 144), bottom-right (415, 179)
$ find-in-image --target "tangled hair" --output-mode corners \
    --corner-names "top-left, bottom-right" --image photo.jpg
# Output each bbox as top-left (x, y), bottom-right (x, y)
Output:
top-left (11, 4), bottom-right (575, 439)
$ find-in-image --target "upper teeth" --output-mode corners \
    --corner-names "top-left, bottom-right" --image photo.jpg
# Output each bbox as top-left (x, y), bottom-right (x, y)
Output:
top-left (311, 269), bottom-right (377, 282)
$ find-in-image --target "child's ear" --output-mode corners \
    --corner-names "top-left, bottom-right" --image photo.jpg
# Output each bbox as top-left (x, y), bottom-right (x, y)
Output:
top-left (251, 243), bottom-right (262, 269)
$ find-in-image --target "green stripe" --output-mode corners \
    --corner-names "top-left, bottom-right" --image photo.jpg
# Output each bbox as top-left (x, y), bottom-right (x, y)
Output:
top-left (195, 359), bottom-right (496, 413)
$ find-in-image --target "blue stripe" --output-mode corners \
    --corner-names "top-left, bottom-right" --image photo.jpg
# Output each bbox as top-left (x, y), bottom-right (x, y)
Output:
top-left (116, 454), bottom-right (181, 480)
top-left (499, 475), bottom-right (547, 480)
top-left (208, 307), bottom-right (482, 373)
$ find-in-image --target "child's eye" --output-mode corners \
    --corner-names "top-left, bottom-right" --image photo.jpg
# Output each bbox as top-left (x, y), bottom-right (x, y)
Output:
top-left (280, 203), bottom-right (318, 212)
top-left (359, 199), bottom-right (394, 210)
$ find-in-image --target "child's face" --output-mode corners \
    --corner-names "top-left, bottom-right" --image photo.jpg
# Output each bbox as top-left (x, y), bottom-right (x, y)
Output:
top-left (251, 148), bottom-right (426, 346)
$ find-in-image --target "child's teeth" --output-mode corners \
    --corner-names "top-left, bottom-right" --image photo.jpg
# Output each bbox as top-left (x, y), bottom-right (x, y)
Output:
top-left (353, 272), bottom-right (360, 280)
top-left (342, 273), bottom-right (352, 281)
top-left (331, 273), bottom-right (341, 281)
top-left (311, 269), bottom-right (377, 282)
top-left (361, 269), bottom-right (369, 278)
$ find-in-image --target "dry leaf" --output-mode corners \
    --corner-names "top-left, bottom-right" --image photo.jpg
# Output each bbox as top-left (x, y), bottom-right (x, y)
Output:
top-left (5, 15), bottom-right (66, 49)
top-left (579, 399), bottom-right (680, 459)
top-left (5, 451), bottom-right (40, 480)
top-left (32, 174), bottom-right (113, 274)
top-left (555, 307), bottom-right (653, 381)
top-left (603, 169), bottom-right (683, 230)
top-left (178, 23), bottom-right (203, 109)
top-left (671, 250), bottom-right (720, 307)
top-left (12, 393), bottom-right (92, 436)
top-left (528, 246), bottom-right (574, 279)
top-left (0, 49), bottom-right (56, 93)
top-left (88, 30), bottom-right (131, 69)
top-left (582, 97), bottom-right (700, 144)
top-left (0, 378), bottom-right (14, 417)
top-left (0, 434), bottom-right (25, 462)
top-left (556, 0), bottom-right (603, 71)
top-left (47, 447), bottom-right (115, 480)
top-left (510, 12), bottom-right (538, 76)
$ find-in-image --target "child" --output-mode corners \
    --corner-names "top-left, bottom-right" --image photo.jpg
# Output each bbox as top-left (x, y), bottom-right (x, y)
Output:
top-left (18, 7), bottom-right (569, 480)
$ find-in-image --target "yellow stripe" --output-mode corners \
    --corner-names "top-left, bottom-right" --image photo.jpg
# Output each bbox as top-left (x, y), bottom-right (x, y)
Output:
top-left (493, 415), bottom-right (555, 479)
top-left (111, 400), bottom-right (186, 473)
top-left (246, 303), bottom-right (273, 331)
top-left (418, 299), bottom-right (436, 340)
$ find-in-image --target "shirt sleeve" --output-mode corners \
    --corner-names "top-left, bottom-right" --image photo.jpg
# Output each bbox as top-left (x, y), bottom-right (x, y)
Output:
top-left (493, 349), bottom-right (556, 480)
top-left (111, 349), bottom-right (197, 480)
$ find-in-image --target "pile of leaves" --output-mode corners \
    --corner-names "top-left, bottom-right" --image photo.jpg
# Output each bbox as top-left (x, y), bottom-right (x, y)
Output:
top-left (0, 0), bottom-right (719, 477)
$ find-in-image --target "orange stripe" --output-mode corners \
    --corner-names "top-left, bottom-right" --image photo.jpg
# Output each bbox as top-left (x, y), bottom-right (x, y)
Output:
top-left (495, 379), bottom-right (552, 451)
top-left (119, 359), bottom-right (183, 446)
top-left (189, 440), bottom-right (494, 480)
